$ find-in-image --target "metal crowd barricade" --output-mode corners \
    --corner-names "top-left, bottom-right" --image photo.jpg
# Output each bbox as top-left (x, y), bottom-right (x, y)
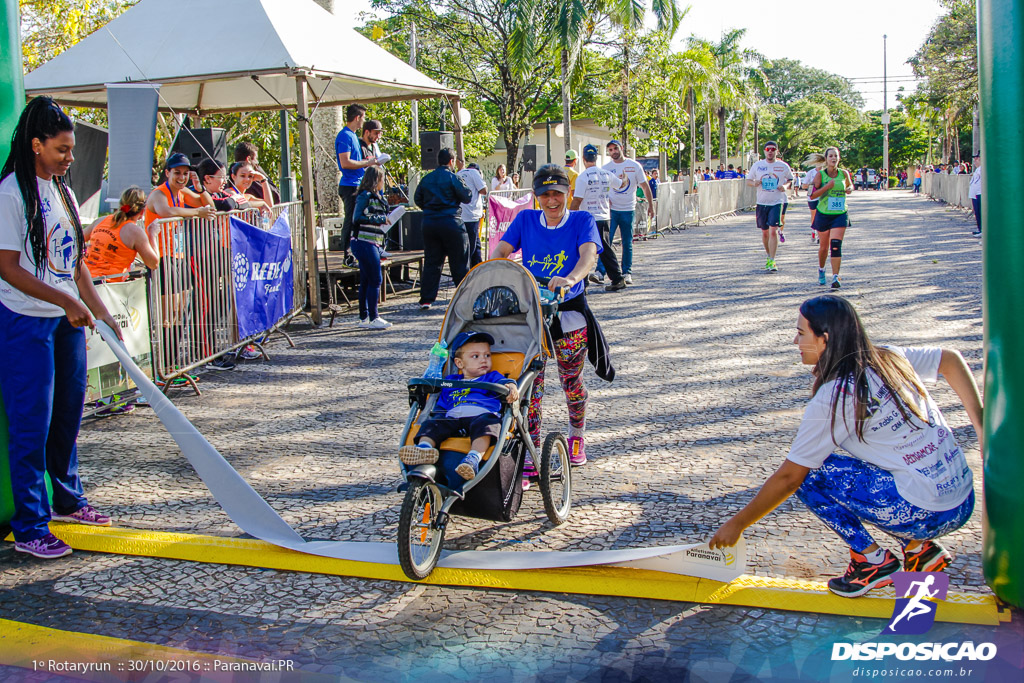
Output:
top-left (696, 178), bottom-right (757, 223)
top-left (921, 173), bottom-right (971, 209)
top-left (654, 181), bottom-right (700, 231)
top-left (147, 201), bottom-right (307, 394)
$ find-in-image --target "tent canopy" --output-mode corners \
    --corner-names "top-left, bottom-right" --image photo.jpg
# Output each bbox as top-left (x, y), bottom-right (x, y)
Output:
top-left (23, 0), bottom-right (458, 113)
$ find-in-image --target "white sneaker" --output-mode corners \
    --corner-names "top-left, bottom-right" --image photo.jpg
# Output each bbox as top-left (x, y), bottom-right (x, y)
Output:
top-left (624, 274), bottom-right (633, 284)
top-left (367, 317), bottom-right (393, 329)
top-left (357, 318), bottom-right (371, 328)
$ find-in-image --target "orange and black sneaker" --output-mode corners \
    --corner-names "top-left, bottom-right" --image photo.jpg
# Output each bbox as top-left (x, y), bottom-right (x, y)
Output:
top-left (827, 549), bottom-right (901, 598)
top-left (903, 541), bottom-right (952, 573)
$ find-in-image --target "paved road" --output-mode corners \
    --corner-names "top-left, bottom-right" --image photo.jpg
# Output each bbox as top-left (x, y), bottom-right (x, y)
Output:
top-left (2, 189), bottom-right (1019, 681)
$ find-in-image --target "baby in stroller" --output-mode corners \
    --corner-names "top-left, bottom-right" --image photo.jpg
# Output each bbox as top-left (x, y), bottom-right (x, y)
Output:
top-left (399, 331), bottom-right (520, 480)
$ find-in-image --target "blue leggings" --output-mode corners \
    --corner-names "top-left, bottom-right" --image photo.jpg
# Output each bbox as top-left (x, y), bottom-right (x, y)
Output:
top-left (0, 303), bottom-right (88, 543)
top-left (795, 454), bottom-right (974, 553)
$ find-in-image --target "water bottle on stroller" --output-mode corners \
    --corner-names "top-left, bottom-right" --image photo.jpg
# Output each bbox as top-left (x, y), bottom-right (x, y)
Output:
top-left (422, 341), bottom-right (449, 379)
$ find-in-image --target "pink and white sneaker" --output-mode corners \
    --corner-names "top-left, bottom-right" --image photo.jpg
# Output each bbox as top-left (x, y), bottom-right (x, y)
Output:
top-left (568, 436), bottom-right (587, 466)
top-left (14, 533), bottom-right (73, 559)
top-left (52, 505), bottom-right (111, 527)
top-left (522, 457), bottom-right (538, 490)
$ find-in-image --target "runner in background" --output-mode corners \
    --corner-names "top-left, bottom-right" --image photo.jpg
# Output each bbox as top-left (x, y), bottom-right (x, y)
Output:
top-left (802, 166), bottom-right (820, 244)
top-left (747, 141), bottom-right (792, 272)
top-left (777, 152), bottom-right (789, 243)
top-left (807, 147), bottom-right (854, 289)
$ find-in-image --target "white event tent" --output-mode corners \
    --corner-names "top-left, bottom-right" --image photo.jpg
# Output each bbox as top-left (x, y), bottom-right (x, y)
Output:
top-left (23, 0), bottom-right (463, 323)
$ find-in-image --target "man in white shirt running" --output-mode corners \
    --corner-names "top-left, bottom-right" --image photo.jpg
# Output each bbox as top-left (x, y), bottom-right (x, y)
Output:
top-left (747, 141), bottom-right (793, 272)
top-left (456, 160), bottom-right (489, 266)
top-left (573, 144), bottom-right (628, 292)
top-left (591, 140), bottom-right (653, 285)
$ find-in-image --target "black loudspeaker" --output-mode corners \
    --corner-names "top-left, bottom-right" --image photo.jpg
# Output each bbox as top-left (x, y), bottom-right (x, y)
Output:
top-left (522, 144), bottom-right (537, 172)
top-left (400, 210), bottom-right (423, 251)
top-left (67, 120), bottom-right (107, 204)
top-left (420, 131), bottom-right (454, 170)
top-left (170, 127), bottom-right (227, 169)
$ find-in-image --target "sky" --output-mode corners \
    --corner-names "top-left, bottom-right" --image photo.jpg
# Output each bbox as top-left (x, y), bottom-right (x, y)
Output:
top-left (337, 0), bottom-right (948, 111)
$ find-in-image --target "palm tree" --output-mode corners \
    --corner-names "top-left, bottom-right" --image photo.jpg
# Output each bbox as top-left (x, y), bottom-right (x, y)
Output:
top-left (510, 0), bottom-right (683, 156)
top-left (689, 29), bottom-right (767, 167)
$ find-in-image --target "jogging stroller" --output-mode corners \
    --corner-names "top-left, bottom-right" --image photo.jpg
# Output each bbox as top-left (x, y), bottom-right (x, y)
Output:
top-left (397, 258), bottom-right (572, 580)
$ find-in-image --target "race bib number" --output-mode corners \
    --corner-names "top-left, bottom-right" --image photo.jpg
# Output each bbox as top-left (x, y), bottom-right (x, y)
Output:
top-left (761, 176), bottom-right (778, 191)
top-left (827, 196), bottom-right (846, 212)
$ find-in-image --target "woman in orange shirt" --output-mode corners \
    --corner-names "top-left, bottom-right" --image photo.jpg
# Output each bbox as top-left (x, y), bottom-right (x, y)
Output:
top-left (83, 187), bottom-right (159, 281)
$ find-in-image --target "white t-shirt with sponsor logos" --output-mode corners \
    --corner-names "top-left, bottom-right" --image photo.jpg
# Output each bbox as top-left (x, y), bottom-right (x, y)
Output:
top-left (749, 159), bottom-right (793, 206)
top-left (574, 166), bottom-right (620, 221)
top-left (457, 168), bottom-right (488, 221)
top-left (0, 174), bottom-right (82, 317)
top-left (786, 346), bottom-right (973, 511)
top-left (603, 158), bottom-right (648, 211)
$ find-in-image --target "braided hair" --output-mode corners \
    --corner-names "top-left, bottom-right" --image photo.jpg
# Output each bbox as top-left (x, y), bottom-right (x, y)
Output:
top-left (0, 97), bottom-right (84, 277)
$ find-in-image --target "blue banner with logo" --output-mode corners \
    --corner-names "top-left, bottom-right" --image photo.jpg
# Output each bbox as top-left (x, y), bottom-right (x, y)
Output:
top-left (230, 215), bottom-right (293, 339)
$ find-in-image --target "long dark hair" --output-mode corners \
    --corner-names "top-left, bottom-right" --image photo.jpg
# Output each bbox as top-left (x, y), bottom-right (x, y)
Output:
top-left (0, 97), bottom-right (83, 276)
top-left (800, 295), bottom-right (929, 442)
top-left (357, 165), bottom-right (385, 194)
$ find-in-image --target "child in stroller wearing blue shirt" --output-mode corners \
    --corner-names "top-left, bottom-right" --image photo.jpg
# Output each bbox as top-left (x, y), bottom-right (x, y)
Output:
top-left (399, 331), bottom-right (520, 480)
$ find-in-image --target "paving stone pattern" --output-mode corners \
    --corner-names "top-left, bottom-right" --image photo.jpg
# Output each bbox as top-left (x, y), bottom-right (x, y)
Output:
top-left (2, 191), bottom-right (1019, 681)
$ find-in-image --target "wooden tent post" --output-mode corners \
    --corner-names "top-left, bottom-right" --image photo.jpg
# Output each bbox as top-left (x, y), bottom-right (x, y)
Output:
top-left (295, 74), bottom-right (322, 325)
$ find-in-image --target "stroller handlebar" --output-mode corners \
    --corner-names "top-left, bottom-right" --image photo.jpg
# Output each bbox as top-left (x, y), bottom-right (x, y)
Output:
top-left (408, 377), bottom-right (512, 398)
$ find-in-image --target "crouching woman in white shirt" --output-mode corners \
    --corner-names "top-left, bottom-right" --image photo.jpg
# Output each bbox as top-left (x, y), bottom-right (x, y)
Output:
top-left (709, 295), bottom-right (983, 597)
top-left (0, 97), bottom-right (120, 560)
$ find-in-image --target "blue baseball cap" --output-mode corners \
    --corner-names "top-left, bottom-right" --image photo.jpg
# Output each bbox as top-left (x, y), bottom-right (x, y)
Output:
top-left (451, 330), bottom-right (495, 354)
top-left (582, 144), bottom-right (599, 161)
top-left (606, 139), bottom-right (622, 148)
top-left (165, 152), bottom-right (190, 170)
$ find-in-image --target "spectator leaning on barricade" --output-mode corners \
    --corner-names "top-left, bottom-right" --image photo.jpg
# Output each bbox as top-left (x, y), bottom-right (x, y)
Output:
top-left (83, 186), bottom-right (159, 282)
top-left (226, 161), bottom-right (272, 211)
top-left (233, 142), bottom-right (280, 205)
top-left (144, 153), bottom-right (216, 380)
top-left (969, 152), bottom-right (982, 238)
top-left (0, 96), bottom-right (119, 560)
top-left (591, 140), bottom-right (652, 286)
top-left (336, 103), bottom-right (380, 265)
top-left (575, 144), bottom-right (628, 292)
top-left (511, 172), bottom-right (520, 189)
top-left (456, 159), bottom-right (488, 268)
top-left (189, 159), bottom-right (244, 212)
top-left (414, 147), bottom-right (472, 310)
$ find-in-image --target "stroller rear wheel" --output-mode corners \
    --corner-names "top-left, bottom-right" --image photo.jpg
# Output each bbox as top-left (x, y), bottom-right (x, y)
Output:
top-left (540, 432), bottom-right (572, 525)
top-left (398, 479), bottom-right (446, 580)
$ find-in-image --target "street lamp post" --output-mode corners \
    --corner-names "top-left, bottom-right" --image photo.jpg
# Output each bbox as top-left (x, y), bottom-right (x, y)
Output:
top-left (883, 34), bottom-right (890, 182)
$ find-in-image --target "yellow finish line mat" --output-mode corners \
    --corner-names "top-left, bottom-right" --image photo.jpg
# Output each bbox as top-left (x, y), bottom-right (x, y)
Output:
top-left (8, 524), bottom-right (1011, 627)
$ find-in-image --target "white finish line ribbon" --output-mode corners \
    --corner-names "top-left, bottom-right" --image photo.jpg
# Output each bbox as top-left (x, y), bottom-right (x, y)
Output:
top-left (96, 323), bottom-right (745, 581)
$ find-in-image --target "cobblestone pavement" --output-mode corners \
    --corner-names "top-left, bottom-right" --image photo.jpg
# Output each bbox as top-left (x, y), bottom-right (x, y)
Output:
top-left (2, 190), bottom-right (1021, 681)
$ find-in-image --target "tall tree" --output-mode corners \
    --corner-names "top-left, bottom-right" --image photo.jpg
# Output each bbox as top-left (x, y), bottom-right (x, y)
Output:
top-left (689, 29), bottom-right (766, 166)
top-left (762, 58), bottom-right (864, 109)
top-left (376, 0), bottom-right (560, 172)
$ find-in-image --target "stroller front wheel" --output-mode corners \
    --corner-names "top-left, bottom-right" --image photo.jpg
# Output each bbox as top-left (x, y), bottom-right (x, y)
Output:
top-left (398, 479), bottom-right (446, 580)
top-left (540, 432), bottom-right (572, 525)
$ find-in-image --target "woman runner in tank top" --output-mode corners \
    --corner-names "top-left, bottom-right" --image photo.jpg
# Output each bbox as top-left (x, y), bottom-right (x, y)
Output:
top-left (807, 147), bottom-right (853, 289)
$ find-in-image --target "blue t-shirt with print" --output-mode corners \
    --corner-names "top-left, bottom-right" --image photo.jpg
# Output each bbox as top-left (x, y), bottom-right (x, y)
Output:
top-left (436, 370), bottom-right (512, 415)
top-left (500, 209), bottom-right (602, 301)
top-left (335, 127), bottom-right (363, 187)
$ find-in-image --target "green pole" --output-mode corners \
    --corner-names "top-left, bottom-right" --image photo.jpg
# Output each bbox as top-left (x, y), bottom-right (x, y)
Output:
top-left (979, 0), bottom-right (1024, 608)
top-left (0, 0), bottom-right (23, 525)
top-left (1, 0), bottom-right (24, 166)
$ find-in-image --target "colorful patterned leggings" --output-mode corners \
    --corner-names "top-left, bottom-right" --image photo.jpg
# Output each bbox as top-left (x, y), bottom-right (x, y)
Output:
top-left (795, 453), bottom-right (975, 553)
top-left (528, 327), bottom-right (588, 449)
